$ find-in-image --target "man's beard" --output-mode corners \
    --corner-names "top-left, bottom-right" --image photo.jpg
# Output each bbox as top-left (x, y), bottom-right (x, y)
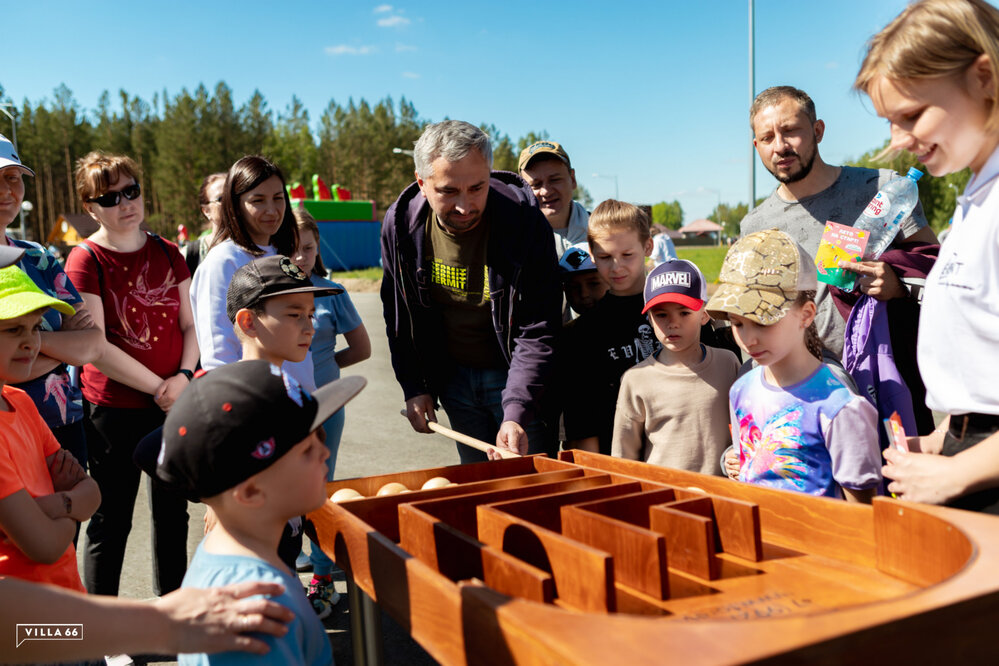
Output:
top-left (768, 145), bottom-right (816, 185)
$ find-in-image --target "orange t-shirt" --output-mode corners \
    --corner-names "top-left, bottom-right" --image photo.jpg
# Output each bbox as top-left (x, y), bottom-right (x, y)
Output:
top-left (0, 385), bottom-right (85, 592)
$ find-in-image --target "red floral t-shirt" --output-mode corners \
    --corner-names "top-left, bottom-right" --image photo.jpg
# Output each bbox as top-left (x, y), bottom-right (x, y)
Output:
top-left (65, 235), bottom-right (190, 408)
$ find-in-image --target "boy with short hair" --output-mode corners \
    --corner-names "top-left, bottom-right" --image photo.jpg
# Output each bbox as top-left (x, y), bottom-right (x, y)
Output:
top-left (225, 254), bottom-right (344, 616)
top-left (136, 360), bottom-right (364, 664)
top-left (561, 200), bottom-right (660, 454)
top-left (612, 260), bottom-right (740, 474)
top-left (0, 263), bottom-right (101, 592)
top-left (226, 255), bottom-right (342, 368)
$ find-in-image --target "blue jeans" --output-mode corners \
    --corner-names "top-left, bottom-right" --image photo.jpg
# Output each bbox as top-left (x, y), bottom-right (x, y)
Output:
top-left (308, 408), bottom-right (345, 576)
top-left (438, 365), bottom-right (555, 463)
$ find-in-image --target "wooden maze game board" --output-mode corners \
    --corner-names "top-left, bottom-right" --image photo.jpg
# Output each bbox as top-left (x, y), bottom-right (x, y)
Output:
top-left (309, 450), bottom-right (999, 664)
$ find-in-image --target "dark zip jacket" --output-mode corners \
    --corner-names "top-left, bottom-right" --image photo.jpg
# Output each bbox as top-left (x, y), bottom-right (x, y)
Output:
top-left (380, 170), bottom-right (561, 427)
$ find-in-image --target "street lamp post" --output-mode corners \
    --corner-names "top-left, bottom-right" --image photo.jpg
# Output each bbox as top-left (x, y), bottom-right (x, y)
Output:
top-left (591, 172), bottom-right (619, 200)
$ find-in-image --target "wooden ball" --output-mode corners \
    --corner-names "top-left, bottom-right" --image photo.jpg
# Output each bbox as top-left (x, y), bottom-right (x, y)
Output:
top-left (330, 488), bottom-right (363, 503)
top-left (421, 477), bottom-right (451, 490)
top-left (377, 482), bottom-right (409, 496)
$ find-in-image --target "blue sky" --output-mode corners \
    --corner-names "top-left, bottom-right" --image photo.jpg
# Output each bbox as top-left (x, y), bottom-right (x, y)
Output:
top-left (2, 0), bottom-right (920, 220)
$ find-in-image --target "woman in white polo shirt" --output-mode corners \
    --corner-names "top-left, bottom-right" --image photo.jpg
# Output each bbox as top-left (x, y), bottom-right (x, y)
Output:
top-left (855, 0), bottom-right (999, 513)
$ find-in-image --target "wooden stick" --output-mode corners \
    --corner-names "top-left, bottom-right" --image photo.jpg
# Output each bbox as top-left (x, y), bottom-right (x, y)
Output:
top-left (399, 410), bottom-right (521, 459)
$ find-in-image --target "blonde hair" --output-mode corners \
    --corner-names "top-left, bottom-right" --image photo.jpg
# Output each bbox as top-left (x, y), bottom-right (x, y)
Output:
top-left (75, 151), bottom-right (141, 203)
top-left (856, 0), bottom-right (999, 133)
top-left (587, 199), bottom-right (651, 247)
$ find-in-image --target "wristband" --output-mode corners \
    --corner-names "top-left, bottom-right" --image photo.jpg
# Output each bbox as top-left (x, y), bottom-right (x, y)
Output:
top-left (177, 369), bottom-right (194, 381)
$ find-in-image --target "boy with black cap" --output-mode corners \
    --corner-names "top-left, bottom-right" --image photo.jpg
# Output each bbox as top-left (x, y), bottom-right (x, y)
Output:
top-left (226, 255), bottom-right (342, 369)
top-left (224, 254), bottom-right (344, 616)
top-left (137, 360), bottom-right (364, 664)
top-left (612, 259), bottom-right (739, 474)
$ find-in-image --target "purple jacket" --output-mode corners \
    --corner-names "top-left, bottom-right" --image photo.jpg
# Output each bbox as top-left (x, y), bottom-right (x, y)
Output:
top-left (380, 171), bottom-right (561, 426)
top-left (843, 295), bottom-right (918, 451)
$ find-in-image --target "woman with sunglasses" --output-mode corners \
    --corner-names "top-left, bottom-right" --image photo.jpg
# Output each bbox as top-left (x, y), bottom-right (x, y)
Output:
top-left (64, 151), bottom-right (198, 597)
top-left (0, 136), bottom-right (103, 506)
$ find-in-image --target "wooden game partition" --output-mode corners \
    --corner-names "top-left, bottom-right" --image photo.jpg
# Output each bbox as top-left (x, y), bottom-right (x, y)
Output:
top-left (308, 451), bottom-right (999, 665)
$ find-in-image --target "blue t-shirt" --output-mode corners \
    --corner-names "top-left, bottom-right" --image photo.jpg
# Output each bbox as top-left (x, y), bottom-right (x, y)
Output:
top-left (9, 238), bottom-right (84, 427)
top-left (730, 364), bottom-right (881, 497)
top-left (309, 275), bottom-right (361, 388)
top-left (179, 541), bottom-right (333, 666)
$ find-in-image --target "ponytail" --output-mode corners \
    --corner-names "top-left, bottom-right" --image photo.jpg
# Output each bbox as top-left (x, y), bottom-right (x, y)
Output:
top-left (794, 291), bottom-right (825, 360)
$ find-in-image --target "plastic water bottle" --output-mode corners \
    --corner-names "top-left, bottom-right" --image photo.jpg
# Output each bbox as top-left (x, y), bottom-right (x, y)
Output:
top-left (853, 167), bottom-right (923, 260)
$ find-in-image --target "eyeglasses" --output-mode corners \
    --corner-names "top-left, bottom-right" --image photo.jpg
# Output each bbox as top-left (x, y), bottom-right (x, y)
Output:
top-left (87, 183), bottom-right (141, 208)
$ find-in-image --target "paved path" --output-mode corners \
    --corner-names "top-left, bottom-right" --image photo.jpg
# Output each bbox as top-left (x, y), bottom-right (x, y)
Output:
top-left (79, 291), bottom-right (453, 664)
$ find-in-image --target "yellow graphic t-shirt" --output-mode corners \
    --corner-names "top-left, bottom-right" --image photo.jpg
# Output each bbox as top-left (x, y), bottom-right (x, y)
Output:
top-left (427, 211), bottom-right (505, 368)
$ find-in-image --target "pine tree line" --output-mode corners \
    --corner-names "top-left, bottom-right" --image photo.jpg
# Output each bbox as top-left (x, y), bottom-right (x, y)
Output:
top-left (0, 81), bottom-right (556, 242)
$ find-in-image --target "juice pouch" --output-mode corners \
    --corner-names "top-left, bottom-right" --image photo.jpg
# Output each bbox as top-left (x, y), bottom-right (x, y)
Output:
top-left (883, 411), bottom-right (909, 453)
top-left (814, 221), bottom-right (869, 290)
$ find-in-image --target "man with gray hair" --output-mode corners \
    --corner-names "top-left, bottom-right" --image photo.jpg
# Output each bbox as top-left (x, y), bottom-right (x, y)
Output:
top-left (381, 120), bottom-right (561, 460)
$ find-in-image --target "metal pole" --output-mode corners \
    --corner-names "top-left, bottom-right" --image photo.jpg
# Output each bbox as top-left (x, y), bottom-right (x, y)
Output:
top-left (749, 0), bottom-right (756, 216)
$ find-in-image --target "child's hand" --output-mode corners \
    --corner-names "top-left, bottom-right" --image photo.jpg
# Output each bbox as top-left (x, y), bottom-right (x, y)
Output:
top-left (61, 306), bottom-right (96, 331)
top-left (724, 448), bottom-right (740, 480)
top-left (46, 449), bottom-right (87, 492)
top-left (155, 375), bottom-right (191, 412)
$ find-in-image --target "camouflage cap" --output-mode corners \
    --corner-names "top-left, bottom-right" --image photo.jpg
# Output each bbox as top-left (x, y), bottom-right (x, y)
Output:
top-left (705, 229), bottom-right (818, 325)
top-left (518, 140), bottom-right (571, 172)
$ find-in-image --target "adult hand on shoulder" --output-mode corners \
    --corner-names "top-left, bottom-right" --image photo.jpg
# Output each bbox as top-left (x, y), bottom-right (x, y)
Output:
top-left (153, 581), bottom-right (294, 656)
top-left (405, 394), bottom-right (436, 434)
top-left (494, 421), bottom-right (528, 458)
top-left (882, 447), bottom-right (965, 504)
top-left (155, 375), bottom-right (190, 412)
top-left (837, 260), bottom-right (905, 300)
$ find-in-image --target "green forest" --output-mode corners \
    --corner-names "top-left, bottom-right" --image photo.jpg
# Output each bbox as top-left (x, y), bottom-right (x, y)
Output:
top-left (0, 82), bottom-right (569, 243)
top-left (2, 81), bottom-right (966, 245)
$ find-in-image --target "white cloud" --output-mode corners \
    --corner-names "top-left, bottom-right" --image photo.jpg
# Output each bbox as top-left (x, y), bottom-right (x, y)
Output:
top-left (325, 44), bottom-right (376, 55)
top-left (378, 15), bottom-right (410, 27)
top-left (395, 43), bottom-right (417, 52)
top-left (374, 4), bottom-right (393, 12)
top-left (402, 71), bottom-right (420, 79)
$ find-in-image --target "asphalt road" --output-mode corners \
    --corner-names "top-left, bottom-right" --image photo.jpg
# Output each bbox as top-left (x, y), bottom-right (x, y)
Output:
top-left (77, 291), bottom-right (453, 664)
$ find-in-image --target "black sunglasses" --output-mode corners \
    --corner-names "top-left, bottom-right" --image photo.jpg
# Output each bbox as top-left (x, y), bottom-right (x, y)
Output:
top-left (88, 183), bottom-right (141, 208)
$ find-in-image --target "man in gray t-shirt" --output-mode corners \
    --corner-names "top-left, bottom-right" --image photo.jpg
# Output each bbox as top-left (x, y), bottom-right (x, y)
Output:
top-left (741, 86), bottom-right (937, 356)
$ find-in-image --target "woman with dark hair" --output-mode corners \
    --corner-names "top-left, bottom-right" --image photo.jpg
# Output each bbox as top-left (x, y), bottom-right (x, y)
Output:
top-left (189, 155), bottom-right (313, 386)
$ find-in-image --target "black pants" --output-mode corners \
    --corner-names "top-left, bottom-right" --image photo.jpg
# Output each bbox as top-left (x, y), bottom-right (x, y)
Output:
top-left (943, 412), bottom-right (999, 515)
top-left (82, 401), bottom-right (190, 596)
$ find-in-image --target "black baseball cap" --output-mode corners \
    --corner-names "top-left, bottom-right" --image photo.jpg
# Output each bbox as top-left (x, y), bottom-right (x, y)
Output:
top-left (135, 360), bottom-right (366, 501)
top-left (226, 255), bottom-right (342, 322)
